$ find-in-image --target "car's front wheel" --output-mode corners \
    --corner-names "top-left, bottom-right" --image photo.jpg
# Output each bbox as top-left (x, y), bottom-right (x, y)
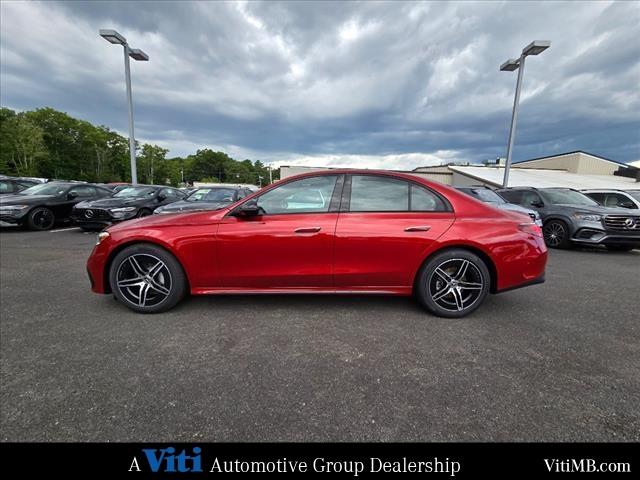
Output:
top-left (543, 220), bottom-right (571, 248)
top-left (415, 249), bottom-right (490, 318)
top-left (109, 244), bottom-right (188, 313)
top-left (26, 207), bottom-right (55, 231)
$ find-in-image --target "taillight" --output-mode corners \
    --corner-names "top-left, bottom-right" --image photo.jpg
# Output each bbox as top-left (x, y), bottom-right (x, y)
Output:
top-left (518, 223), bottom-right (543, 238)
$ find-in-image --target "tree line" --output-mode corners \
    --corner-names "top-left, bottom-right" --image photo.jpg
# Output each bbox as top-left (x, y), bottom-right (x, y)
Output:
top-left (0, 106), bottom-right (279, 186)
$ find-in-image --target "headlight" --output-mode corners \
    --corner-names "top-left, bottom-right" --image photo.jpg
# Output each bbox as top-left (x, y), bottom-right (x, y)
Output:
top-left (0, 205), bottom-right (29, 214)
top-left (573, 213), bottom-right (601, 222)
top-left (96, 231), bottom-right (110, 245)
top-left (109, 207), bottom-right (137, 213)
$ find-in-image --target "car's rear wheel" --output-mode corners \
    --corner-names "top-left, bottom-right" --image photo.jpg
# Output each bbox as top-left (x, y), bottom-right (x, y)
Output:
top-left (543, 220), bottom-right (570, 249)
top-left (415, 249), bottom-right (490, 318)
top-left (26, 207), bottom-right (55, 231)
top-left (109, 244), bottom-right (187, 313)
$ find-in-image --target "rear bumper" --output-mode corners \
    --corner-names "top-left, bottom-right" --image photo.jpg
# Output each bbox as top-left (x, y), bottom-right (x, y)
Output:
top-left (496, 271), bottom-right (545, 294)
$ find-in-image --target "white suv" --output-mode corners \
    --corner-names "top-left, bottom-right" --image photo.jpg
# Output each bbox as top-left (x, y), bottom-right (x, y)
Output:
top-left (582, 189), bottom-right (640, 210)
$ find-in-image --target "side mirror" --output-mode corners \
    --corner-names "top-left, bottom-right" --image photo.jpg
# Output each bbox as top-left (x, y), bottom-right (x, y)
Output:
top-left (235, 200), bottom-right (262, 217)
top-left (620, 201), bottom-right (635, 209)
top-left (531, 201), bottom-right (544, 208)
top-left (67, 191), bottom-right (78, 199)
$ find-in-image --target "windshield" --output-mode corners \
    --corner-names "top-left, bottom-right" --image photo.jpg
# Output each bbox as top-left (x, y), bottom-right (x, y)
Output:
top-left (470, 188), bottom-right (506, 204)
top-left (19, 183), bottom-right (67, 196)
top-left (114, 187), bottom-right (157, 198)
top-left (626, 191), bottom-right (640, 201)
top-left (541, 189), bottom-right (599, 206)
top-left (186, 188), bottom-right (236, 202)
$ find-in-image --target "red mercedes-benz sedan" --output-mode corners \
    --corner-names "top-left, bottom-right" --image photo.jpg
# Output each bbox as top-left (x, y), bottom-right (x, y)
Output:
top-left (87, 170), bottom-right (547, 317)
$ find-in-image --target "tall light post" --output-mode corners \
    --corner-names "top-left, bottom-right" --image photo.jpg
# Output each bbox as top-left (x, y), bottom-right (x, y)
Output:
top-left (499, 40), bottom-right (550, 188)
top-left (99, 29), bottom-right (149, 185)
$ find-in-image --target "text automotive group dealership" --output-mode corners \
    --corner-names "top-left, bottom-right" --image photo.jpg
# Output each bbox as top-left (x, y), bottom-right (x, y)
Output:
top-left (281, 150), bottom-right (640, 190)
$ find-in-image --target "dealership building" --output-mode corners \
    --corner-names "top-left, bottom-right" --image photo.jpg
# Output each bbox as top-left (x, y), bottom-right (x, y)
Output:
top-left (280, 151), bottom-right (639, 190)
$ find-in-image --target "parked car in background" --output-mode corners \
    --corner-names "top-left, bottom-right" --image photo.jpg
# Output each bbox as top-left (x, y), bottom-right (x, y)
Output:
top-left (582, 189), bottom-right (640, 210)
top-left (454, 186), bottom-right (542, 226)
top-left (72, 185), bottom-right (186, 231)
top-left (88, 170), bottom-right (547, 317)
top-left (0, 177), bottom-right (41, 195)
top-left (154, 185), bottom-right (253, 215)
top-left (496, 187), bottom-right (640, 251)
top-left (0, 182), bottom-right (113, 230)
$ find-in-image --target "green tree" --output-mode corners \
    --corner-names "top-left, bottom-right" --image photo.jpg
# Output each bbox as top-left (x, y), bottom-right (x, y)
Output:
top-left (3, 113), bottom-right (47, 176)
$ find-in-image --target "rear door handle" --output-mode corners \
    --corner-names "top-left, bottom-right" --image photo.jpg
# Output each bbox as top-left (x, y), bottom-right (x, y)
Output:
top-left (295, 227), bottom-right (321, 233)
top-left (405, 226), bottom-right (431, 232)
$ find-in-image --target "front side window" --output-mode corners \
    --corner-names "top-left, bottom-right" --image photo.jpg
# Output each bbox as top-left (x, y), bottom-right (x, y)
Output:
top-left (188, 188), bottom-right (237, 203)
top-left (540, 189), bottom-right (598, 206)
top-left (69, 186), bottom-right (97, 197)
top-left (114, 187), bottom-right (157, 198)
top-left (20, 183), bottom-right (67, 196)
top-left (255, 175), bottom-right (338, 215)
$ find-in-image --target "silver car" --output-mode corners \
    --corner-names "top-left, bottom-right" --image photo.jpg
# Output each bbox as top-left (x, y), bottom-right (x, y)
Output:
top-left (454, 186), bottom-right (542, 226)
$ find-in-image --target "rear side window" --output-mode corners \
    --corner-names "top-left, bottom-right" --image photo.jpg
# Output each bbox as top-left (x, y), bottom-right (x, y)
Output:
top-left (349, 176), bottom-right (446, 212)
top-left (0, 180), bottom-right (13, 193)
top-left (410, 185), bottom-right (446, 211)
top-left (350, 176), bottom-right (408, 211)
top-left (498, 190), bottom-right (524, 204)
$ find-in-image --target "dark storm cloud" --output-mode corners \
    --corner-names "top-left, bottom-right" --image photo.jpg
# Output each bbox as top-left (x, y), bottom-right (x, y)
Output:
top-left (1, 0), bottom-right (638, 168)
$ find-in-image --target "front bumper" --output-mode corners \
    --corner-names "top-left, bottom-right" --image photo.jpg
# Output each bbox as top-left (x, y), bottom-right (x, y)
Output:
top-left (571, 227), bottom-right (640, 247)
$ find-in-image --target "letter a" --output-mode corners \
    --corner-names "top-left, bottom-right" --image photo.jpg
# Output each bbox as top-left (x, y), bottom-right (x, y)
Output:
top-left (129, 456), bottom-right (141, 472)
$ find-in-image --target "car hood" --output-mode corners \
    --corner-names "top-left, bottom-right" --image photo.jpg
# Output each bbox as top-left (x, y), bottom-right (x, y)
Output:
top-left (0, 194), bottom-right (55, 205)
top-left (552, 204), bottom-right (637, 216)
top-left (76, 197), bottom-right (147, 208)
top-left (157, 200), bottom-right (229, 213)
top-left (107, 206), bottom-right (230, 232)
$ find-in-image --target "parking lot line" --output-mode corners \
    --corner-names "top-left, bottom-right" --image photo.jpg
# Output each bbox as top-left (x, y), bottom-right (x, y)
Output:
top-left (50, 227), bottom-right (81, 233)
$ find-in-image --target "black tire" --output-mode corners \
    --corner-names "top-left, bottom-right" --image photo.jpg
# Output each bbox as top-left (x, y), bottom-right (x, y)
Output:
top-left (415, 249), bottom-right (490, 318)
top-left (137, 208), bottom-right (152, 218)
top-left (109, 243), bottom-right (188, 313)
top-left (26, 207), bottom-right (55, 231)
top-left (543, 220), bottom-right (571, 249)
top-left (605, 245), bottom-right (635, 252)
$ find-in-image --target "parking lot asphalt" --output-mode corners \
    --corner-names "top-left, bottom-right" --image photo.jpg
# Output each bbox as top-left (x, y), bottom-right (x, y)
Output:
top-left (1, 226), bottom-right (639, 442)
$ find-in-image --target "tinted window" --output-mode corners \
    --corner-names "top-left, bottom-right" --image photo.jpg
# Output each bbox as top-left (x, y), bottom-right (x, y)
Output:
top-left (540, 189), bottom-right (598, 206)
top-left (498, 190), bottom-right (525, 204)
top-left (160, 188), bottom-right (182, 199)
top-left (256, 175), bottom-right (337, 215)
top-left (0, 180), bottom-right (13, 193)
top-left (17, 181), bottom-right (37, 188)
top-left (410, 185), bottom-right (447, 211)
top-left (69, 186), bottom-right (97, 197)
top-left (187, 188), bottom-right (237, 202)
top-left (114, 187), bottom-right (156, 198)
top-left (586, 192), bottom-right (605, 204)
top-left (350, 176), bottom-right (408, 211)
top-left (20, 183), bottom-right (68, 196)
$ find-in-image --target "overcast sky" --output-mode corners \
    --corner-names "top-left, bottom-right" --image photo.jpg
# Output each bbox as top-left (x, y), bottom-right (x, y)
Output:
top-left (1, 1), bottom-right (639, 168)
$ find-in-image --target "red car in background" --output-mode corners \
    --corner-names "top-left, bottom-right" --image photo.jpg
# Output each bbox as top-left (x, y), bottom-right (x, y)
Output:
top-left (87, 170), bottom-right (547, 318)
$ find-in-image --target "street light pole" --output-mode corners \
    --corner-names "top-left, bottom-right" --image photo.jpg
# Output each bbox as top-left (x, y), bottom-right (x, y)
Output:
top-left (123, 44), bottom-right (138, 185)
top-left (500, 40), bottom-right (550, 188)
top-left (100, 29), bottom-right (148, 185)
top-left (503, 55), bottom-right (526, 189)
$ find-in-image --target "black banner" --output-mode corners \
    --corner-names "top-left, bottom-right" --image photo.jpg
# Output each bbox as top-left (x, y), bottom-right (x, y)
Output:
top-left (0, 443), bottom-right (635, 476)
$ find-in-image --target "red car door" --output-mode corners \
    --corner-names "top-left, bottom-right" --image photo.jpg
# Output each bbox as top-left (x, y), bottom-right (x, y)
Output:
top-left (215, 175), bottom-right (343, 290)
top-left (334, 174), bottom-right (455, 291)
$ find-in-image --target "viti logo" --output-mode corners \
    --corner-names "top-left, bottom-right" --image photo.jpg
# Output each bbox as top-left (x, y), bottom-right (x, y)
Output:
top-left (129, 446), bottom-right (203, 473)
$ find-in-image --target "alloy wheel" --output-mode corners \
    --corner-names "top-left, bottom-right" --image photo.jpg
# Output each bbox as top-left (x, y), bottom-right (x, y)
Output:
top-left (31, 208), bottom-right (54, 230)
top-left (115, 254), bottom-right (172, 308)
top-left (428, 258), bottom-right (484, 312)
top-left (543, 222), bottom-right (565, 247)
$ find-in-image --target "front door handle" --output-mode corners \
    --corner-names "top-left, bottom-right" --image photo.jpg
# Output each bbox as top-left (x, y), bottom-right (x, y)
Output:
top-left (295, 227), bottom-right (321, 234)
top-left (405, 226), bottom-right (431, 232)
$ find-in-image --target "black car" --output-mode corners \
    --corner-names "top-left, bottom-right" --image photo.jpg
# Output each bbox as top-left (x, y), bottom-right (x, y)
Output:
top-left (154, 185), bottom-right (252, 215)
top-left (0, 182), bottom-right (113, 230)
top-left (0, 177), bottom-right (41, 195)
top-left (71, 185), bottom-right (186, 231)
top-left (496, 187), bottom-right (640, 251)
